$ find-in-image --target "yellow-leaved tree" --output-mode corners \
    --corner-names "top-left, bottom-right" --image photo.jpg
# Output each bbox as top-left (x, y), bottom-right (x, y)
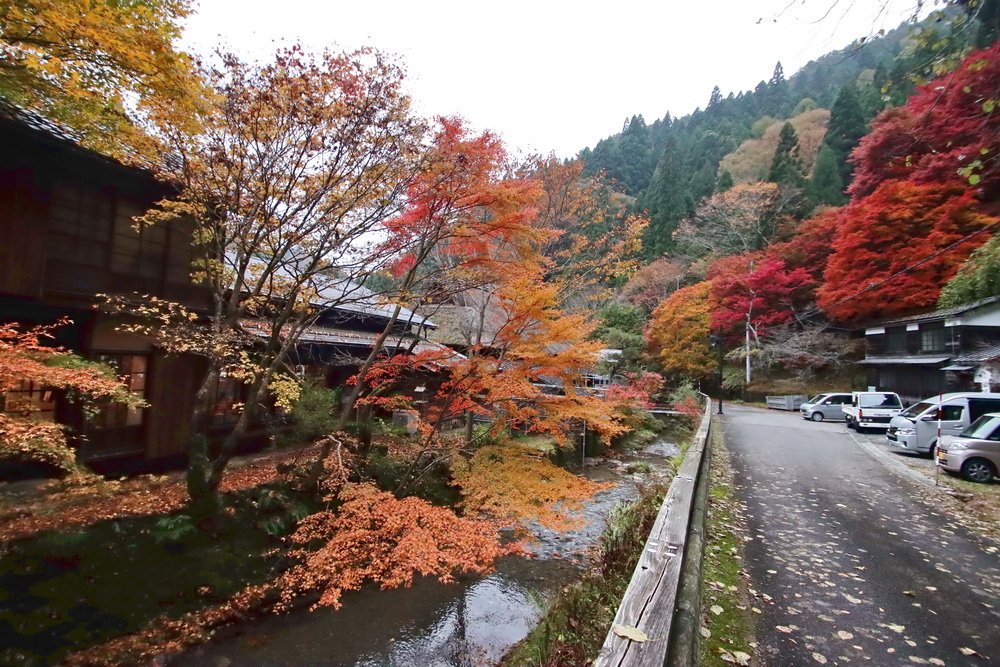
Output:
top-left (646, 280), bottom-right (716, 382)
top-left (0, 0), bottom-right (203, 159)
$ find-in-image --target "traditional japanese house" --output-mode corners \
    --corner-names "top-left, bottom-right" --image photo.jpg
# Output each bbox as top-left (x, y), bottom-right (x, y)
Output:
top-left (0, 103), bottom-right (445, 470)
top-left (859, 295), bottom-right (1000, 402)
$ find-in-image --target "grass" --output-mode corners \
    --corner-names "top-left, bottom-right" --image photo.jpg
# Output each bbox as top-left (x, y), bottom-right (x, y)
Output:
top-left (512, 434), bottom-right (560, 453)
top-left (0, 492), bottom-right (290, 665)
top-left (699, 423), bottom-right (756, 666)
top-left (928, 468), bottom-right (1000, 536)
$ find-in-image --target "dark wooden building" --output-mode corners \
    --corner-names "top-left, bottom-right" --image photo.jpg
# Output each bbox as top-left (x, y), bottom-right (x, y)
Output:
top-left (0, 103), bottom-right (206, 464)
top-left (860, 296), bottom-right (1000, 402)
top-left (0, 104), bottom-right (444, 469)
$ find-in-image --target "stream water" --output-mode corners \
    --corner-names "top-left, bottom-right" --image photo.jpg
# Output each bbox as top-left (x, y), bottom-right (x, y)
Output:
top-left (176, 439), bottom-right (679, 667)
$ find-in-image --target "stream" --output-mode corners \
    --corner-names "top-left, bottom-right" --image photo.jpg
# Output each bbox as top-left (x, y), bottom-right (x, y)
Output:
top-left (177, 439), bottom-right (679, 667)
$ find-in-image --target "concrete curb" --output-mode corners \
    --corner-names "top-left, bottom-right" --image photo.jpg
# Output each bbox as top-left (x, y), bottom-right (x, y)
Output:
top-left (846, 430), bottom-right (937, 488)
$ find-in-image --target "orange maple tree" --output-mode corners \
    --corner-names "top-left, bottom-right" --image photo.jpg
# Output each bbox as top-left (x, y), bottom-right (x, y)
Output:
top-left (646, 281), bottom-right (716, 382)
top-left (276, 482), bottom-right (519, 610)
top-left (529, 156), bottom-right (648, 304)
top-left (451, 444), bottom-right (612, 530)
top-left (0, 320), bottom-right (140, 474)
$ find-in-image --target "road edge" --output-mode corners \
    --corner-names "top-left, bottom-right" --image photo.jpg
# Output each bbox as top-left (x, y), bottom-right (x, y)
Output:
top-left (845, 429), bottom-right (937, 488)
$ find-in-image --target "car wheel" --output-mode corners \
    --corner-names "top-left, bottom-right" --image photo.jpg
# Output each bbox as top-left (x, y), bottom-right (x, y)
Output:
top-left (810, 412), bottom-right (824, 422)
top-left (961, 458), bottom-right (997, 484)
top-left (927, 441), bottom-right (936, 459)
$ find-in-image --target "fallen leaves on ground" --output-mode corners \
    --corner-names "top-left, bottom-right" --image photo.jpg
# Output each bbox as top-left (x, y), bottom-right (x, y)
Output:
top-left (0, 443), bottom-right (323, 542)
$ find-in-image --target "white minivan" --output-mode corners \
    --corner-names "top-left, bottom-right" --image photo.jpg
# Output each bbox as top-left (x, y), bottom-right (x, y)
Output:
top-left (886, 392), bottom-right (1000, 455)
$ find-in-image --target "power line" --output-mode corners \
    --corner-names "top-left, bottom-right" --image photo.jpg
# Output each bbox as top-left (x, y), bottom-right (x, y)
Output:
top-left (798, 218), bottom-right (1000, 325)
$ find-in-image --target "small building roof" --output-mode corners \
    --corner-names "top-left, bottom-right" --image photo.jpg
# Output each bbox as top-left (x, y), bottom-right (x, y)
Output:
top-left (416, 299), bottom-right (507, 348)
top-left (242, 320), bottom-right (458, 358)
top-left (872, 295), bottom-right (1000, 328)
top-left (952, 343), bottom-right (1000, 365)
top-left (858, 356), bottom-right (950, 365)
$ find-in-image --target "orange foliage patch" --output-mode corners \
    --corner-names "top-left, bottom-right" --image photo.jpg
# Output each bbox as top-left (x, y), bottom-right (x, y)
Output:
top-left (451, 444), bottom-right (612, 531)
top-left (646, 281), bottom-right (716, 381)
top-left (276, 482), bottom-right (518, 610)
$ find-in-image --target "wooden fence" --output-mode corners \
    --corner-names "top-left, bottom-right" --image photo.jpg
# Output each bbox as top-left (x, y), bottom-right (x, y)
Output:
top-left (594, 395), bottom-right (713, 667)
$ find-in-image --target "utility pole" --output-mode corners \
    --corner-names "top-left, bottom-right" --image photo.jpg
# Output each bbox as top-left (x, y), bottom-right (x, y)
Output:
top-left (745, 320), bottom-right (751, 385)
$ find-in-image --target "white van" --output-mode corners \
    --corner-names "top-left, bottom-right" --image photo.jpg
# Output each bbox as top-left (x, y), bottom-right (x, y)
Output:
top-left (886, 392), bottom-right (1000, 455)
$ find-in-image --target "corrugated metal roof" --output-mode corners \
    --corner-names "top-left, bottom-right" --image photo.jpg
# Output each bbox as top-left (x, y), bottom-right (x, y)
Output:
top-left (873, 295), bottom-right (1000, 327)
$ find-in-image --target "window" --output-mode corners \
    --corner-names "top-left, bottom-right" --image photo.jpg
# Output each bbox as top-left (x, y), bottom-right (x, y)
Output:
top-left (939, 404), bottom-right (964, 421)
top-left (920, 326), bottom-right (945, 352)
top-left (165, 219), bottom-right (194, 285)
top-left (47, 183), bottom-right (112, 269)
top-left (89, 354), bottom-right (147, 428)
top-left (1, 381), bottom-right (56, 420)
top-left (962, 415), bottom-right (1000, 440)
top-left (209, 371), bottom-right (245, 428)
top-left (969, 399), bottom-right (1000, 421)
top-left (886, 327), bottom-right (907, 353)
top-left (112, 200), bottom-right (166, 281)
top-left (859, 393), bottom-right (902, 408)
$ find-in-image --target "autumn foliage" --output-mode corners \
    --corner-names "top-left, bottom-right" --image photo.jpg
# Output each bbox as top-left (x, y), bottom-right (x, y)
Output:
top-left (708, 254), bottom-right (814, 344)
top-left (849, 43), bottom-right (1000, 206)
top-left (646, 281), bottom-right (716, 381)
top-left (818, 181), bottom-right (997, 322)
top-left (0, 320), bottom-right (139, 474)
top-left (452, 445), bottom-right (612, 531)
top-left (0, 0), bottom-right (202, 159)
top-left (277, 483), bottom-right (518, 610)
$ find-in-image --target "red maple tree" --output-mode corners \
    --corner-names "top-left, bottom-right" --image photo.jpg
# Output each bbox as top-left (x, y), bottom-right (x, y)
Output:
top-left (818, 181), bottom-right (997, 322)
top-left (708, 255), bottom-right (814, 345)
top-left (849, 43), bottom-right (1000, 208)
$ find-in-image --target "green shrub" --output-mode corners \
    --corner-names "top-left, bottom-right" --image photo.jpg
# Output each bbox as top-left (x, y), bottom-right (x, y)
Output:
top-left (151, 514), bottom-right (198, 545)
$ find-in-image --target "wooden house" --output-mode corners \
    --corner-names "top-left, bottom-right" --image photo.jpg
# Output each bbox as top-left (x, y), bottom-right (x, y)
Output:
top-left (0, 104), bottom-right (443, 470)
top-left (860, 296), bottom-right (1000, 402)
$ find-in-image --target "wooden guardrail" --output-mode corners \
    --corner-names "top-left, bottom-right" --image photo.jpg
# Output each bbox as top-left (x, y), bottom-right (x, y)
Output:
top-left (594, 395), bottom-right (713, 667)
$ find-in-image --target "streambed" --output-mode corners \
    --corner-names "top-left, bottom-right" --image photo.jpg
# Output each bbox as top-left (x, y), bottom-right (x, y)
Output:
top-left (177, 439), bottom-right (679, 666)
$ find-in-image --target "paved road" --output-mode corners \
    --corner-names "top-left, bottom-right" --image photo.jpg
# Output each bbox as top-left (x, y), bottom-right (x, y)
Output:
top-left (723, 405), bottom-right (1000, 666)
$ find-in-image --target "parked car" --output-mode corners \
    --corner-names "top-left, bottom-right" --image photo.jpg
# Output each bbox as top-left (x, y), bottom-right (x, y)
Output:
top-left (886, 392), bottom-right (1000, 456)
top-left (936, 412), bottom-right (1000, 483)
top-left (800, 393), bottom-right (853, 422)
top-left (843, 391), bottom-right (903, 432)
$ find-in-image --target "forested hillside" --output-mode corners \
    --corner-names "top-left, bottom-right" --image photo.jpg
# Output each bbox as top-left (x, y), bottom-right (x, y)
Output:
top-left (582, 3), bottom-right (1000, 391)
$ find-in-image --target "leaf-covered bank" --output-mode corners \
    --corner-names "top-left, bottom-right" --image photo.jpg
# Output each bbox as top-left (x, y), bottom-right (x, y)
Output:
top-left (699, 423), bottom-right (756, 666)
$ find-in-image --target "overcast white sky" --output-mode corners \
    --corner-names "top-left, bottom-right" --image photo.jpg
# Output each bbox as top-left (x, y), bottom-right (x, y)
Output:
top-left (182, 0), bottom-right (926, 158)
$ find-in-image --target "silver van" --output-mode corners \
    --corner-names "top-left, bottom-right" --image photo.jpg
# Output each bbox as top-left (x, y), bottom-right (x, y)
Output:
top-left (886, 392), bottom-right (1000, 455)
top-left (800, 393), bottom-right (853, 422)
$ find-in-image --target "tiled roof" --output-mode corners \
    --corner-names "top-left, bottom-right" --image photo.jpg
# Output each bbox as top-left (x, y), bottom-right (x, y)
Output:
top-left (0, 99), bottom-right (82, 145)
top-left (953, 343), bottom-right (1000, 364)
top-left (873, 295), bottom-right (1000, 327)
top-left (242, 320), bottom-right (459, 358)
